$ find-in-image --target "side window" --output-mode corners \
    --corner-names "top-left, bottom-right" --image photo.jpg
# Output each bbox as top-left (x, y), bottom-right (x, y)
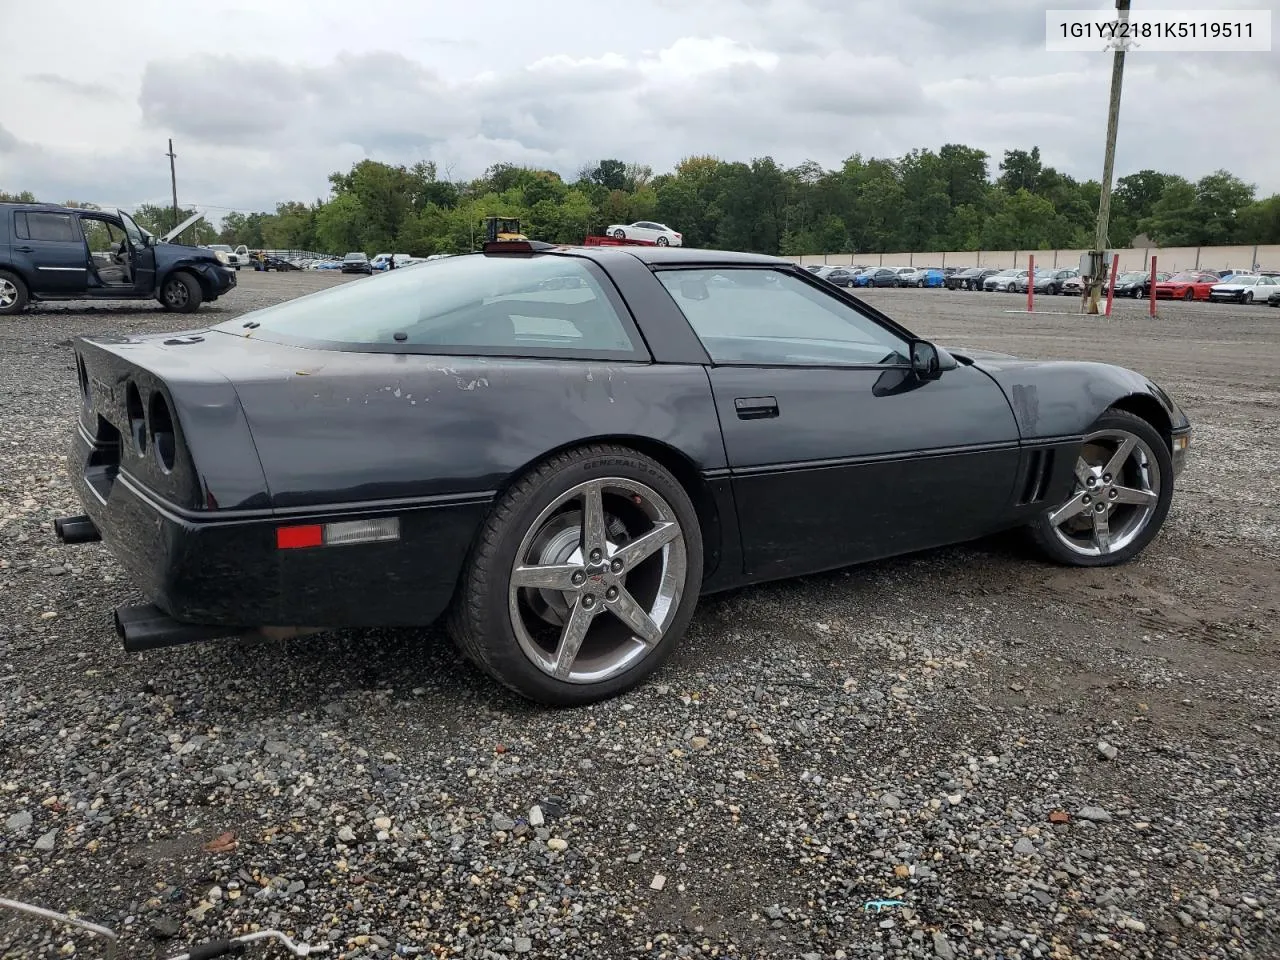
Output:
top-left (14, 213), bottom-right (29, 240)
top-left (218, 254), bottom-right (643, 359)
top-left (656, 268), bottom-right (912, 368)
top-left (25, 212), bottom-right (80, 243)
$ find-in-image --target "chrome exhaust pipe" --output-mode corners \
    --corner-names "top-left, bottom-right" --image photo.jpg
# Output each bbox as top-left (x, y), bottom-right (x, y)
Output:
top-left (54, 514), bottom-right (101, 544)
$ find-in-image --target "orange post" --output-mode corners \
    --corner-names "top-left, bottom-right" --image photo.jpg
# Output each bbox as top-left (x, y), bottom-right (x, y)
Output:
top-left (1149, 255), bottom-right (1158, 317)
top-left (1027, 254), bottom-right (1034, 311)
top-left (1104, 254), bottom-right (1119, 316)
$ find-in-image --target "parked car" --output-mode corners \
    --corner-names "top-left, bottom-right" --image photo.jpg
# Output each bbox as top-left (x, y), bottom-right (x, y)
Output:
top-left (1268, 288), bottom-right (1280, 307)
top-left (0, 203), bottom-right (236, 315)
top-left (1015, 268), bottom-right (1078, 296)
top-left (947, 267), bottom-right (999, 291)
top-left (1209, 274), bottom-right (1279, 304)
top-left (820, 267), bottom-right (861, 288)
top-left (1112, 270), bottom-right (1170, 298)
top-left (1154, 271), bottom-right (1219, 301)
top-left (606, 221), bottom-right (683, 246)
top-left (203, 244), bottom-right (249, 270)
top-left (56, 242), bottom-right (1191, 705)
top-left (255, 254), bottom-right (299, 272)
top-left (852, 267), bottom-right (901, 288)
top-left (983, 269), bottom-right (1028, 292)
top-left (894, 267), bottom-right (942, 288)
top-left (341, 252), bottom-right (373, 275)
top-left (372, 253), bottom-right (415, 271)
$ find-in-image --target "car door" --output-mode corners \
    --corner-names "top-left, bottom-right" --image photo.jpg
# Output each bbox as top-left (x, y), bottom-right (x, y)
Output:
top-left (116, 210), bottom-right (157, 293)
top-left (631, 222), bottom-right (656, 242)
top-left (653, 266), bottom-right (1023, 581)
top-left (11, 210), bottom-right (88, 294)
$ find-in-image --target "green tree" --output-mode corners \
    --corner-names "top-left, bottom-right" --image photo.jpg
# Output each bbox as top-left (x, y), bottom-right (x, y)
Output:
top-left (1236, 195), bottom-right (1280, 244)
top-left (1137, 177), bottom-right (1198, 245)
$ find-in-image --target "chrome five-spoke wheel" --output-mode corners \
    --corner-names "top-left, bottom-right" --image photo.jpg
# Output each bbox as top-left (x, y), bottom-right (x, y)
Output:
top-left (1048, 428), bottom-right (1160, 557)
top-left (1031, 409), bottom-right (1174, 567)
top-left (509, 478), bottom-right (687, 684)
top-left (449, 444), bottom-right (703, 705)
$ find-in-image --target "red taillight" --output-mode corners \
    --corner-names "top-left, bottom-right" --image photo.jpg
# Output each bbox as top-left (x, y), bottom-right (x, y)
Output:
top-left (276, 518), bottom-right (401, 550)
top-left (277, 524), bottom-right (323, 549)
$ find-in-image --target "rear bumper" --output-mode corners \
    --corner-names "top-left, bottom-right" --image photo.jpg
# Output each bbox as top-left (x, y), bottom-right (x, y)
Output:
top-left (64, 425), bottom-right (488, 641)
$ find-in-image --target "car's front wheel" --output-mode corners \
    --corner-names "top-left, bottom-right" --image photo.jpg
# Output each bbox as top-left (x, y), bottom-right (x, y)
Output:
top-left (449, 444), bottom-right (703, 705)
top-left (1029, 409), bottom-right (1173, 567)
top-left (0, 270), bottom-right (30, 315)
top-left (159, 271), bottom-right (203, 313)
top-left (1244, 291), bottom-right (1254, 304)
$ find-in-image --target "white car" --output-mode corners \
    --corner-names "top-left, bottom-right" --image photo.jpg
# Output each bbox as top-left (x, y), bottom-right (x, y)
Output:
top-left (1209, 274), bottom-right (1278, 304)
top-left (605, 221), bottom-right (683, 246)
top-left (984, 268), bottom-right (1029, 292)
top-left (204, 244), bottom-right (249, 270)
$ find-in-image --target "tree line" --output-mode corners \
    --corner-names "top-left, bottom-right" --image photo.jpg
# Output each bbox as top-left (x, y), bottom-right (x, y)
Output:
top-left (6, 144), bottom-right (1279, 256)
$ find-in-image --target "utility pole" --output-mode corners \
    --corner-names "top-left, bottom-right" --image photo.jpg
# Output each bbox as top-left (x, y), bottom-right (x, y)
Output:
top-left (1086, 0), bottom-right (1131, 315)
top-left (165, 139), bottom-right (179, 232)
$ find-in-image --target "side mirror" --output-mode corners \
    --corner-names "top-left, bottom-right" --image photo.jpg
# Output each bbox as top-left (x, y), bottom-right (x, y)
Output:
top-left (911, 340), bottom-right (958, 379)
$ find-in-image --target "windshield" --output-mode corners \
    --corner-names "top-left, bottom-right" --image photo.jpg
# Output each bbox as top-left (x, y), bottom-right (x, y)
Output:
top-left (1169, 273), bottom-right (1201, 282)
top-left (344, 253), bottom-right (366, 261)
top-left (208, 244), bottom-right (233, 253)
top-left (1118, 272), bottom-right (1145, 281)
top-left (1226, 275), bottom-right (1257, 285)
top-left (214, 253), bottom-right (639, 356)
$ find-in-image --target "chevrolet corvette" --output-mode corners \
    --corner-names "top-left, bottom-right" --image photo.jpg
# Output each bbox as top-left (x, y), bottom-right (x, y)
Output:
top-left (56, 242), bottom-right (1192, 705)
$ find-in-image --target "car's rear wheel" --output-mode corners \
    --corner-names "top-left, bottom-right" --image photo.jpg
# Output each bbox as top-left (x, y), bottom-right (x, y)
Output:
top-left (656, 236), bottom-right (669, 246)
top-left (612, 229), bottom-right (626, 240)
top-left (449, 444), bottom-right (703, 705)
top-left (0, 270), bottom-right (29, 315)
top-left (160, 271), bottom-right (203, 313)
top-left (916, 279), bottom-right (925, 287)
top-left (1183, 289), bottom-right (1194, 301)
top-left (1244, 291), bottom-right (1254, 304)
top-left (1029, 409), bottom-right (1172, 567)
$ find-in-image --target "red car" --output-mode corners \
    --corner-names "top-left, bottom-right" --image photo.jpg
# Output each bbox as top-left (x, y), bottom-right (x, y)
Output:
top-left (1153, 271), bottom-right (1219, 301)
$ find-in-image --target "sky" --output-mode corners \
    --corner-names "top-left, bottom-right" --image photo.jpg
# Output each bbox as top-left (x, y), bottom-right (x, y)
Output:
top-left (2, 0), bottom-right (1276, 222)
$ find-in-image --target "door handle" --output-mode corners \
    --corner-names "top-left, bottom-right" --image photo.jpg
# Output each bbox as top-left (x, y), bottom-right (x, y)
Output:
top-left (734, 396), bottom-right (779, 420)
top-left (15, 246), bottom-right (33, 253)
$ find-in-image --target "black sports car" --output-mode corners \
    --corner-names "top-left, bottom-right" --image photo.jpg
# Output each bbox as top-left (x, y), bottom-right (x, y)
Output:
top-left (946, 267), bottom-right (1000, 291)
top-left (56, 242), bottom-right (1192, 705)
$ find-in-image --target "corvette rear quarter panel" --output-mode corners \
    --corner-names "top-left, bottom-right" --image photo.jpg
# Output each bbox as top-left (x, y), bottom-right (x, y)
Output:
top-left (210, 341), bottom-right (728, 506)
top-left (968, 358), bottom-right (1189, 440)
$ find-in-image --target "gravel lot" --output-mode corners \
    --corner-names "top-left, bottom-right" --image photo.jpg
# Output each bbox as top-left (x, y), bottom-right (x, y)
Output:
top-left (2, 271), bottom-right (1277, 959)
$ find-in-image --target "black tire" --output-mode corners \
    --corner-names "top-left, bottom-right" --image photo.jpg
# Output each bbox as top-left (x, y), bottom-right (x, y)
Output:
top-left (448, 443), bottom-right (703, 706)
top-left (159, 271), bottom-right (203, 313)
top-left (612, 229), bottom-right (626, 240)
top-left (1028, 408), bottom-right (1174, 568)
top-left (0, 270), bottom-right (30, 315)
top-left (1244, 291), bottom-right (1253, 304)
top-left (1183, 289), bottom-right (1194, 301)
top-left (916, 279), bottom-right (925, 288)
top-left (656, 236), bottom-right (669, 246)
